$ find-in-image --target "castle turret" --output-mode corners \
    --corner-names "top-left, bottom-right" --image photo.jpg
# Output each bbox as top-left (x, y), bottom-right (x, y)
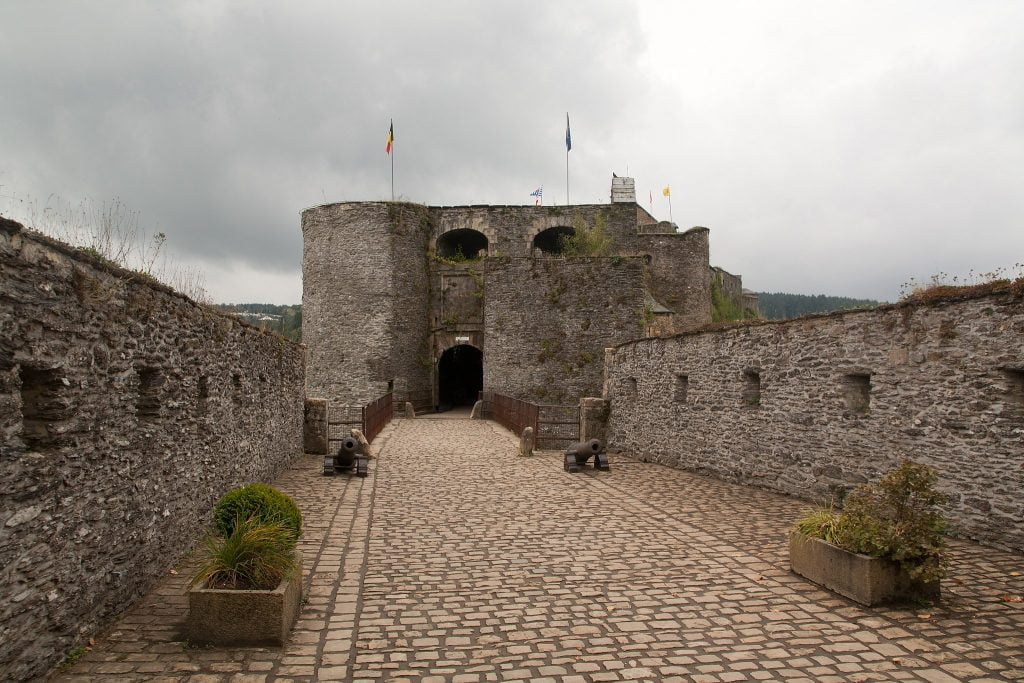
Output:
top-left (610, 175), bottom-right (636, 203)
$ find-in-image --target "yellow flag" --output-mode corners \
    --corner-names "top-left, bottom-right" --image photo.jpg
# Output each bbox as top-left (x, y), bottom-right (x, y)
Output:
top-left (662, 186), bottom-right (671, 197)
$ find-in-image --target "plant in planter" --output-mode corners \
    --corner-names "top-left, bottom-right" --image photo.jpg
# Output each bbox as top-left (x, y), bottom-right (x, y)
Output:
top-left (193, 515), bottom-right (298, 590)
top-left (185, 484), bottom-right (304, 646)
top-left (212, 482), bottom-right (302, 538)
top-left (790, 461), bottom-right (948, 605)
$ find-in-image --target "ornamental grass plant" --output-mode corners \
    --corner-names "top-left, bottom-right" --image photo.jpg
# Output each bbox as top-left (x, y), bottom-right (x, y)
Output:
top-left (191, 514), bottom-right (298, 590)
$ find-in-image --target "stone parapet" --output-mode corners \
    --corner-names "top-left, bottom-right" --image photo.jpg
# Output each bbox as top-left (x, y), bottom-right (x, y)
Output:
top-left (605, 286), bottom-right (1024, 552)
top-left (0, 221), bottom-right (305, 680)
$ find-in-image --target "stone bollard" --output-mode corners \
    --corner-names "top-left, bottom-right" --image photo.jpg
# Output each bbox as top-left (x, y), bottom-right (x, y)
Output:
top-left (470, 400), bottom-right (483, 419)
top-left (405, 402), bottom-right (416, 418)
top-left (349, 428), bottom-right (372, 458)
top-left (520, 426), bottom-right (535, 457)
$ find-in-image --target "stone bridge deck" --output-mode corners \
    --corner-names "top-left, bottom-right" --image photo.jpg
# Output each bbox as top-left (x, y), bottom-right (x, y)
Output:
top-left (56, 417), bottom-right (1024, 682)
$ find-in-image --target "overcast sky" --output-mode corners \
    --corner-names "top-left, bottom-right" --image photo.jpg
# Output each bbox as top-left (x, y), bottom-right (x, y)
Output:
top-left (2, 1), bottom-right (1022, 303)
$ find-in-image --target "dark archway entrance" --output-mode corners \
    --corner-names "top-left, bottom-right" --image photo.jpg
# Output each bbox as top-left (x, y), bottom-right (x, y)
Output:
top-left (438, 345), bottom-right (483, 408)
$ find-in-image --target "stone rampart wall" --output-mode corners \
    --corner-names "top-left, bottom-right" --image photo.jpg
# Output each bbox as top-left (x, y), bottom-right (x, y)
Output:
top-left (641, 228), bottom-right (711, 331)
top-left (484, 257), bottom-right (646, 404)
top-left (605, 288), bottom-right (1024, 551)
top-left (0, 219), bottom-right (305, 680)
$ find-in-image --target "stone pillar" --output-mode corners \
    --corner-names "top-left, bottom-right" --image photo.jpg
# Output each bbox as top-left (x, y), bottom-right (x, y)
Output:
top-left (303, 398), bottom-right (329, 455)
top-left (520, 426), bottom-right (535, 457)
top-left (580, 397), bottom-right (609, 444)
top-left (601, 348), bottom-right (615, 399)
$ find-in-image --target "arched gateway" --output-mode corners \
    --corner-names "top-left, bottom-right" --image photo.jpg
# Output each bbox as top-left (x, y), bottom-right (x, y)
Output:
top-left (437, 344), bottom-right (482, 407)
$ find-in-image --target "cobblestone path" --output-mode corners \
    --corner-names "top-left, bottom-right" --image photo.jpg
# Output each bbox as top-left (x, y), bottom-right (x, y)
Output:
top-left (56, 417), bottom-right (1024, 682)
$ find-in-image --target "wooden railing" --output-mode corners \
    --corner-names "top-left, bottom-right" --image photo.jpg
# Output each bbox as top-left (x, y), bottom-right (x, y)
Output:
top-left (536, 404), bottom-right (580, 450)
top-left (362, 392), bottom-right (393, 443)
top-left (488, 392), bottom-right (580, 449)
top-left (401, 389), bottom-right (433, 414)
top-left (327, 392), bottom-right (394, 450)
top-left (490, 393), bottom-right (539, 440)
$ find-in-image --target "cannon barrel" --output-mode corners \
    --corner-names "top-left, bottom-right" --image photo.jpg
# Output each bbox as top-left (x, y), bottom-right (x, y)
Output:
top-left (325, 436), bottom-right (368, 477)
top-left (563, 439), bottom-right (609, 473)
top-left (336, 436), bottom-right (360, 467)
top-left (565, 439), bottom-right (603, 459)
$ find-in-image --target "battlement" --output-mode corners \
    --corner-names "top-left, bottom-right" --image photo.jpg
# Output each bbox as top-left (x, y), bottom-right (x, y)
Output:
top-left (301, 176), bottom-right (742, 409)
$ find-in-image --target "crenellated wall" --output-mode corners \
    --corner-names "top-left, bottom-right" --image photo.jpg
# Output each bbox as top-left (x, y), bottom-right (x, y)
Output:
top-left (605, 285), bottom-right (1024, 552)
top-left (0, 218), bottom-right (305, 680)
top-left (303, 193), bottom-right (721, 409)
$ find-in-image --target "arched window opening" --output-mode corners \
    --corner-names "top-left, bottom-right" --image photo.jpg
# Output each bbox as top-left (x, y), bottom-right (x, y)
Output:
top-left (436, 229), bottom-right (488, 261)
top-left (532, 226), bottom-right (575, 255)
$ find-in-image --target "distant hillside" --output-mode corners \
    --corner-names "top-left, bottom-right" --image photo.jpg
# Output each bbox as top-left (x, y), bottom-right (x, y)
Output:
top-left (755, 292), bottom-right (881, 320)
top-left (215, 303), bottom-right (302, 342)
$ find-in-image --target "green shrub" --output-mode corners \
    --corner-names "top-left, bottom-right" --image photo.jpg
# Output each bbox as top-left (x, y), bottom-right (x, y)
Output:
top-left (794, 461), bottom-right (948, 583)
top-left (191, 515), bottom-right (298, 590)
top-left (835, 461), bottom-right (948, 582)
top-left (213, 483), bottom-right (301, 540)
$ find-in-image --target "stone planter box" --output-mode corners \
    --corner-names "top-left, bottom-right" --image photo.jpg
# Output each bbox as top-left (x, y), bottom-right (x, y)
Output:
top-left (185, 551), bottom-right (304, 646)
top-left (789, 531), bottom-right (939, 606)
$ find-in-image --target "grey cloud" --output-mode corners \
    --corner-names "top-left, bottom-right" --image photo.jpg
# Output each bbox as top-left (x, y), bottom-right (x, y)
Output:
top-left (2, 1), bottom-right (1021, 304)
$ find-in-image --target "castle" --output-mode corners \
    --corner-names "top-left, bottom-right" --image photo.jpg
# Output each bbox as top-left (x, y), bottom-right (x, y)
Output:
top-left (302, 176), bottom-right (755, 409)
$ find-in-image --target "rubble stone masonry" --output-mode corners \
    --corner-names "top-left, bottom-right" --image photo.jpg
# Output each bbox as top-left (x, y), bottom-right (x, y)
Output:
top-left (605, 287), bottom-right (1024, 552)
top-left (0, 218), bottom-right (305, 680)
top-left (484, 257), bottom-right (646, 404)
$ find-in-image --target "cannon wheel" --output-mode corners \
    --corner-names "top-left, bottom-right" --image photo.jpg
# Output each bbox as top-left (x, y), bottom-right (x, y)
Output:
top-left (564, 453), bottom-right (582, 473)
top-left (355, 456), bottom-right (369, 478)
top-left (323, 457), bottom-right (336, 476)
top-left (594, 452), bottom-right (610, 471)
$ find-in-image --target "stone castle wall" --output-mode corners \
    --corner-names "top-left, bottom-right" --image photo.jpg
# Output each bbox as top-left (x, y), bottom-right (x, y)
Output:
top-left (640, 228), bottom-right (711, 331)
top-left (0, 218), bottom-right (305, 680)
top-left (484, 257), bottom-right (646, 404)
top-left (305, 199), bottom-right (717, 408)
top-left (302, 202), bottom-right (432, 406)
top-left (431, 203), bottom-right (641, 258)
top-left (604, 287), bottom-right (1024, 551)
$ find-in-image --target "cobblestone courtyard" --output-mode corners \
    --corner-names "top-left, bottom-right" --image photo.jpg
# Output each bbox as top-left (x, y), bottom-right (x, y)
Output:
top-left (56, 417), bottom-right (1024, 682)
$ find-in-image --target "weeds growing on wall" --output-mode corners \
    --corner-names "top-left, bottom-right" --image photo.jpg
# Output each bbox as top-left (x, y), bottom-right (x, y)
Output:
top-left (0, 191), bottom-right (210, 302)
top-left (559, 211), bottom-right (614, 256)
top-left (711, 272), bottom-right (747, 322)
top-left (899, 264), bottom-right (1024, 303)
top-left (430, 245), bottom-right (484, 266)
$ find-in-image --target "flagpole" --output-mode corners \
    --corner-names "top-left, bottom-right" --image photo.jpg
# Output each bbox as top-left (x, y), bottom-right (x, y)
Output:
top-left (565, 112), bottom-right (571, 206)
top-left (668, 194), bottom-right (673, 223)
top-left (387, 118), bottom-right (395, 202)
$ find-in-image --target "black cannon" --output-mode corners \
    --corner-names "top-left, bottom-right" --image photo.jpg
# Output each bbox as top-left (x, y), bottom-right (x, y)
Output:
top-left (564, 439), bottom-right (609, 473)
top-left (323, 436), bottom-right (369, 477)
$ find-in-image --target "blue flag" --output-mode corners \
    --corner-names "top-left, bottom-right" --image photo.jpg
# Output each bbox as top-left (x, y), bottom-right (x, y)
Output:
top-left (565, 113), bottom-right (572, 152)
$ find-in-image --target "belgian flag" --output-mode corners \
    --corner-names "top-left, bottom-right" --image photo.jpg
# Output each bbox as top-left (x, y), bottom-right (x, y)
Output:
top-left (385, 120), bottom-right (394, 155)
